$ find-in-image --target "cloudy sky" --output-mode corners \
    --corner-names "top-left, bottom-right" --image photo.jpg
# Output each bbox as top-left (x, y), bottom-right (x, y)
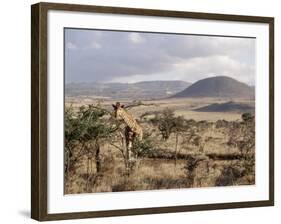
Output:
top-left (65, 28), bottom-right (255, 85)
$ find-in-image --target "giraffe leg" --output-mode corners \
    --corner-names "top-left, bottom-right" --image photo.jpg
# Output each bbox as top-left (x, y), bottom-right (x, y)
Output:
top-left (127, 131), bottom-right (134, 163)
top-left (125, 127), bottom-right (137, 172)
top-left (124, 127), bottom-right (132, 173)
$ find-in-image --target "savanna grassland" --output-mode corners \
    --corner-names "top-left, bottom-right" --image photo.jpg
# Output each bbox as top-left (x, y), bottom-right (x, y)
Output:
top-left (64, 97), bottom-right (255, 194)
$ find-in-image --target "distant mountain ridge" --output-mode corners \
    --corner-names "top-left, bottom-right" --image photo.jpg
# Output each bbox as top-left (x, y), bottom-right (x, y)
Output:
top-left (66, 80), bottom-right (191, 100)
top-left (194, 101), bottom-right (255, 113)
top-left (172, 76), bottom-right (254, 99)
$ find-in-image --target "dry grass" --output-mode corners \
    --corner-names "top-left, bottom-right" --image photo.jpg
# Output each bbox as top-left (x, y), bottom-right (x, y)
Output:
top-left (64, 97), bottom-right (255, 194)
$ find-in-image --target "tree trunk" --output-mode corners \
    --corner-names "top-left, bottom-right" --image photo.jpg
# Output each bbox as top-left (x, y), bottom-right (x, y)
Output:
top-left (95, 142), bottom-right (101, 173)
top-left (86, 156), bottom-right (90, 191)
top-left (174, 132), bottom-right (179, 167)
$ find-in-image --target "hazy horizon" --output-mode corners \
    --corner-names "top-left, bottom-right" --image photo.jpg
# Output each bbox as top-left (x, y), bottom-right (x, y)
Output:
top-left (66, 76), bottom-right (255, 86)
top-left (65, 29), bottom-right (256, 85)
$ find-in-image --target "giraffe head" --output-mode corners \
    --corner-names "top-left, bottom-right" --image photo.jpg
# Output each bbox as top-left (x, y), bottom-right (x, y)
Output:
top-left (112, 102), bottom-right (125, 120)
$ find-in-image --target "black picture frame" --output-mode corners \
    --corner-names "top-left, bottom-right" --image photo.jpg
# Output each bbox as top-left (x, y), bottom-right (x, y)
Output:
top-left (31, 2), bottom-right (274, 221)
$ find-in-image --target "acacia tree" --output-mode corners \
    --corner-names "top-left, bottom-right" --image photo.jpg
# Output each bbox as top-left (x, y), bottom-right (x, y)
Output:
top-left (216, 112), bottom-right (256, 186)
top-left (64, 104), bottom-right (118, 191)
top-left (80, 106), bottom-right (115, 166)
top-left (149, 108), bottom-right (179, 140)
top-left (65, 106), bottom-right (82, 180)
top-left (172, 116), bottom-right (188, 166)
top-left (148, 109), bottom-right (190, 165)
top-left (227, 113), bottom-right (255, 155)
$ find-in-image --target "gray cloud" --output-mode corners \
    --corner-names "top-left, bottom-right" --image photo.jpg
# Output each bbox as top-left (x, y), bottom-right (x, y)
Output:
top-left (65, 29), bottom-right (255, 85)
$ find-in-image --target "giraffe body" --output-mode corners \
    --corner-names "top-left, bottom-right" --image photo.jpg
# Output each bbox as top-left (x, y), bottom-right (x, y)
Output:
top-left (112, 102), bottom-right (143, 169)
top-left (115, 107), bottom-right (143, 141)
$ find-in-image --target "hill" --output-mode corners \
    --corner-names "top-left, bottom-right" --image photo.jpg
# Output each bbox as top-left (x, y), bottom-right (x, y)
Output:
top-left (172, 76), bottom-right (254, 98)
top-left (194, 101), bottom-right (255, 113)
top-left (66, 80), bottom-right (191, 100)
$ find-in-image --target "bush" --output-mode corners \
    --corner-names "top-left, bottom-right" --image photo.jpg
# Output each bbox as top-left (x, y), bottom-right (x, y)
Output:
top-left (150, 108), bottom-right (187, 140)
top-left (64, 104), bottom-right (118, 188)
top-left (242, 112), bottom-right (254, 122)
top-left (132, 133), bottom-right (155, 158)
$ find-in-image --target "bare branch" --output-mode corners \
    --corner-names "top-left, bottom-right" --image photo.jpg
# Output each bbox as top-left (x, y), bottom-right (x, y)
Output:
top-left (124, 101), bottom-right (157, 110)
top-left (88, 105), bottom-right (112, 115)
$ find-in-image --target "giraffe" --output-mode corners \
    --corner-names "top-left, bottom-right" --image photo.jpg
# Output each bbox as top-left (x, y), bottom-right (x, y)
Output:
top-left (112, 102), bottom-right (143, 169)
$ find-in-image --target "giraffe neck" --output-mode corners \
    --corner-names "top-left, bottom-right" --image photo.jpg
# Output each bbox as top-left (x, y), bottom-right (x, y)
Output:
top-left (119, 109), bottom-right (137, 131)
top-left (118, 108), bottom-right (143, 141)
